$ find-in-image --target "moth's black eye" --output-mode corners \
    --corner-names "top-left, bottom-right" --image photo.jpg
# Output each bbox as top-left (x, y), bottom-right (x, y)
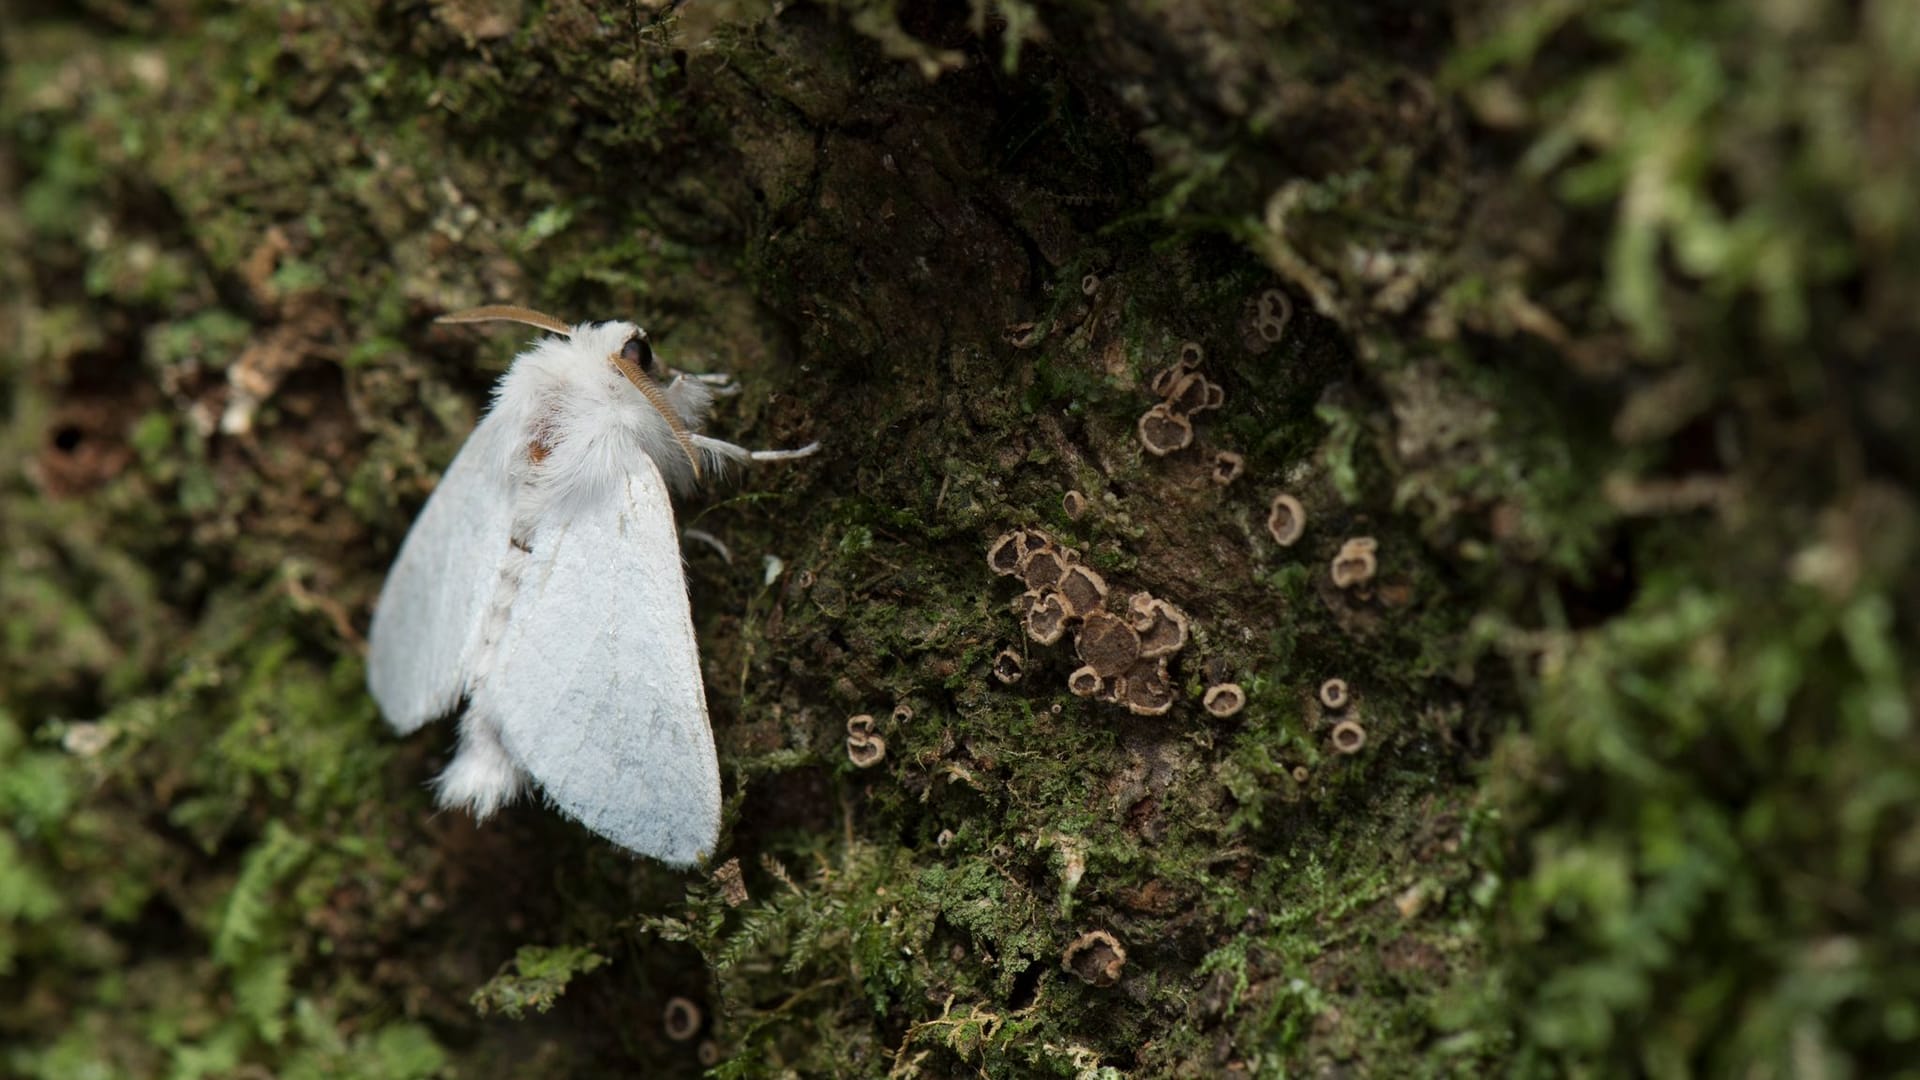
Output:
top-left (620, 334), bottom-right (654, 374)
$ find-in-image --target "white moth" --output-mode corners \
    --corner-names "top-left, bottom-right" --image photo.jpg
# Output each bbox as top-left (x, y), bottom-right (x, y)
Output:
top-left (367, 305), bottom-right (816, 867)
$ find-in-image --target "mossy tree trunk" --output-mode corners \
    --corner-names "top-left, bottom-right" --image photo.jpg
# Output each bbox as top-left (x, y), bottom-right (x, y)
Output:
top-left (3, 1), bottom-right (1916, 1076)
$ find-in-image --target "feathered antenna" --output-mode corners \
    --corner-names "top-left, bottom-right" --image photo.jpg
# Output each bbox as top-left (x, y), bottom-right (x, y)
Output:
top-left (435, 305), bottom-right (574, 337)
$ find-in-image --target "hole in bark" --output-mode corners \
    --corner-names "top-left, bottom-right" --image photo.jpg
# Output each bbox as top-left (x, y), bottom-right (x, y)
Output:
top-left (1007, 956), bottom-right (1043, 1009)
top-left (52, 425), bottom-right (84, 452)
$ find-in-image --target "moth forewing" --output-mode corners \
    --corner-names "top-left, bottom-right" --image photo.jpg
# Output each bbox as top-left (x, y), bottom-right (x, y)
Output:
top-left (473, 460), bottom-right (720, 867)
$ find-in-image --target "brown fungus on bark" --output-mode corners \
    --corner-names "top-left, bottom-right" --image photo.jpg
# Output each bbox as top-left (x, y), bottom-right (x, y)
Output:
top-left (1021, 545), bottom-right (1070, 591)
top-left (847, 731), bottom-right (888, 768)
top-left (993, 649), bottom-right (1025, 684)
top-left (1076, 610), bottom-right (1142, 678)
top-left (846, 714), bottom-right (876, 739)
top-left (1267, 494), bottom-right (1306, 546)
top-left (1331, 719), bottom-right (1367, 755)
top-left (1180, 341), bottom-right (1205, 367)
top-left (1062, 489), bottom-right (1087, 519)
top-left (1331, 538), bottom-right (1378, 589)
top-left (1318, 678), bottom-right (1350, 710)
top-left (1252, 288), bottom-right (1293, 344)
top-left (1123, 659), bottom-right (1175, 716)
top-left (1203, 683), bottom-right (1246, 718)
top-left (1068, 666), bottom-right (1104, 698)
top-left (1149, 364), bottom-right (1182, 398)
top-left (697, 1042), bottom-right (721, 1067)
top-left (1062, 930), bottom-right (1127, 987)
top-left (1055, 564), bottom-right (1109, 618)
top-left (1291, 765), bottom-right (1310, 784)
top-left (987, 530), bottom-right (1027, 576)
top-left (1011, 589), bottom-right (1043, 620)
top-left (663, 997), bottom-right (702, 1042)
top-left (1167, 371), bottom-right (1217, 416)
top-left (1211, 451), bottom-right (1245, 486)
top-left (1025, 592), bottom-right (1071, 645)
top-left (1137, 403), bottom-right (1193, 457)
top-left (1128, 595), bottom-right (1191, 659)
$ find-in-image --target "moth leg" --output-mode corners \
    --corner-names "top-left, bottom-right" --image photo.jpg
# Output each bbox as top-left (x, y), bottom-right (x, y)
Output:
top-left (692, 434), bottom-right (821, 470)
top-left (746, 442), bottom-right (821, 462)
top-left (433, 713), bottom-right (527, 820)
top-left (682, 527), bottom-right (734, 565)
top-left (672, 370), bottom-right (740, 396)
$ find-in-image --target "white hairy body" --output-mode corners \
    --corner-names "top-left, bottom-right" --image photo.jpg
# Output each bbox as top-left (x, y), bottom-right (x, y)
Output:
top-left (367, 317), bottom-right (812, 867)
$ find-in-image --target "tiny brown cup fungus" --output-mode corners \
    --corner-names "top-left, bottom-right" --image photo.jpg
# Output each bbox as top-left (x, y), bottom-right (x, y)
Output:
top-left (697, 1041), bottom-right (721, 1067)
top-left (1203, 683), bottom-right (1246, 718)
top-left (1179, 341), bottom-right (1205, 368)
top-left (892, 703), bottom-right (914, 725)
top-left (1291, 765), bottom-right (1310, 784)
top-left (1012, 589), bottom-right (1043, 620)
top-left (1025, 592), bottom-right (1071, 645)
top-left (1211, 451), bottom-right (1245, 486)
top-left (1126, 590), bottom-right (1156, 622)
top-left (846, 714), bottom-right (876, 739)
top-left (1062, 930), bottom-right (1127, 987)
top-left (1330, 542), bottom-right (1378, 589)
top-left (1021, 545), bottom-right (1069, 591)
top-left (1330, 719), bottom-right (1367, 755)
top-left (1267, 494), bottom-right (1306, 547)
top-left (1076, 610), bottom-right (1141, 678)
top-left (1068, 665), bottom-right (1104, 698)
top-left (1055, 564), bottom-right (1109, 618)
top-left (993, 649), bottom-right (1025, 684)
top-left (1081, 272), bottom-right (1101, 296)
top-left (1062, 489), bottom-right (1087, 519)
top-left (1123, 660), bottom-right (1174, 716)
top-left (1318, 678), bottom-right (1350, 710)
top-left (1167, 371), bottom-right (1215, 416)
top-left (1258, 289), bottom-right (1293, 341)
top-left (663, 997), bottom-right (702, 1042)
top-left (847, 731), bottom-right (888, 768)
top-left (1130, 597), bottom-right (1191, 659)
top-left (1149, 364), bottom-right (1182, 398)
top-left (987, 530), bottom-right (1027, 576)
top-left (1137, 404), bottom-right (1194, 457)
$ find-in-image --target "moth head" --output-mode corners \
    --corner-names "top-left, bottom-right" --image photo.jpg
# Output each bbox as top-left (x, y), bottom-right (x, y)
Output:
top-left (618, 329), bottom-right (658, 378)
top-left (437, 305), bottom-right (702, 480)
